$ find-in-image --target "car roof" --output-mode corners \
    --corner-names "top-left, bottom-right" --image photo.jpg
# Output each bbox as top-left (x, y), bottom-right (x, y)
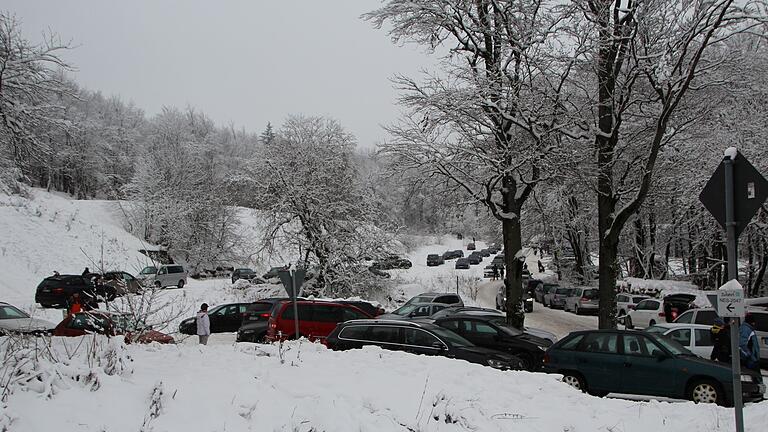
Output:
top-left (342, 318), bottom-right (442, 330)
top-left (415, 292), bottom-right (453, 298)
top-left (649, 323), bottom-right (712, 330)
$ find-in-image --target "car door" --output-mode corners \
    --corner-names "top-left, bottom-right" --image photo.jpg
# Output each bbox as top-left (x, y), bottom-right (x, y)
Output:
top-left (665, 328), bottom-right (692, 351)
top-left (156, 266), bottom-right (169, 286)
top-left (402, 328), bottom-right (444, 356)
top-left (454, 319), bottom-right (499, 348)
top-left (572, 332), bottom-right (623, 392)
top-left (619, 333), bottom-right (679, 397)
top-left (692, 328), bottom-right (714, 358)
top-left (632, 300), bottom-right (658, 327)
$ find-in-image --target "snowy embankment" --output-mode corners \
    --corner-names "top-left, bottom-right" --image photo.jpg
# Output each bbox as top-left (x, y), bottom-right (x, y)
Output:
top-left (4, 337), bottom-right (768, 432)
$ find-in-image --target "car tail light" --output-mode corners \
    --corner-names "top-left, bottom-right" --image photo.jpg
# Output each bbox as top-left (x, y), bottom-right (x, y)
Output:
top-left (53, 288), bottom-right (64, 294)
top-left (543, 353), bottom-right (550, 364)
top-left (260, 313), bottom-right (271, 319)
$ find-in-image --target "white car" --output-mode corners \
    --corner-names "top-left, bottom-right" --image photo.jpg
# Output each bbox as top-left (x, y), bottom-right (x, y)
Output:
top-left (137, 264), bottom-right (188, 288)
top-left (645, 323), bottom-right (714, 358)
top-left (616, 293), bottom-right (650, 316)
top-left (0, 302), bottom-right (55, 335)
top-left (626, 298), bottom-right (665, 329)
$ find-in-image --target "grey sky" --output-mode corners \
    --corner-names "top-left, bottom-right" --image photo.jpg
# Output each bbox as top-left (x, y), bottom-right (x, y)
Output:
top-left (6, 0), bottom-right (436, 148)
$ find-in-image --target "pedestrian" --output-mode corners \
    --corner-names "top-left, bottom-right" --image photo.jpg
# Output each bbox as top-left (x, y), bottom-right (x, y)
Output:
top-left (523, 262), bottom-right (528, 271)
top-left (82, 267), bottom-right (90, 276)
top-left (739, 314), bottom-right (761, 371)
top-left (196, 303), bottom-right (211, 345)
top-left (68, 293), bottom-right (82, 315)
top-left (710, 317), bottom-right (731, 363)
top-left (492, 265), bottom-right (499, 281)
top-left (499, 266), bottom-right (505, 279)
top-left (537, 260), bottom-right (545, 273)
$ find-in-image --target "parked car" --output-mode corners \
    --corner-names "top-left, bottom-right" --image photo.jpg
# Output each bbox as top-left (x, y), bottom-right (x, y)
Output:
top-left (35, 274), bottom-right (115, 308)
top-left (265, 300), bottom-right (373, 341)
top-left (542, 329), bottom-right (764, 405)
top-left (535, 283), bottom-right (559, 303)
top-left (491, 255), bottom-right (505, 266)
top-left (431, 313), bottom-right (551, 370)
top-left (495, 286), bottom-right (533, 313)
top-left (616, 293), bottom-right (650, 316)
top-left (0, 302), bottom-right (55, 335)
top-left (563, 288), bottom-right (599, 315)
top-left (237, 298), bottom-right (287, 343)
top-left (674, 308), bottom-right (768, 363)
top-left (749, 310), bottom-right (768, 363)
top-left (479, 248), bottom-right (491, 257)
top-left (336, 300), bottom-right (386, 318)
top-left (326, 319), bottom-right (524, 370)
top-left (377, 302), bottom-right (450, 320)
top-left (446, 250), bottom-right (464, 259)
top-left (426, 254), bottom-right (445, 266)
top-left (467, 242), bottom-right (476, 250)
top-left (544, 287), bottom-right (573, 309)
top-left (102, 271), bottom-right (142, 295)
top-left (180, 302), bottom-right (251, 335)
top-left (404, 292), bottom-right (464, 307)
top-left (231, 268), bottom-right (258, 284)
top-left (488, 246), bottom-right (500, 254)
top-left (455, 258), bottom-right (470, 269)
top-left (746, 297), bottom-right (768, 309)
top-left (426, 308), bottom-right (557, 344)
top-left (429, 306), bottom-right (501, 319)
top-left (137, 264), bottom-right (188, 289)
top-left (467, 254), bottom-right (483, 265)
top-left (672, 308), bottom-right (719, 326)
top-left (371, 255), bottom-right (413, 270)
top-left (262, 266), bottom-right (288, 280)
top-left (645, 323), bottom-right (715, 358)
top-left (625, 294), bottom-right (697, 329)
top-left (54, 311), bottom-right (174, 344)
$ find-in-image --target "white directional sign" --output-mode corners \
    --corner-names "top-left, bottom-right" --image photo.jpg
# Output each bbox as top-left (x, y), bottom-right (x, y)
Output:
top-left (717, 286), bottom-right (745, 318)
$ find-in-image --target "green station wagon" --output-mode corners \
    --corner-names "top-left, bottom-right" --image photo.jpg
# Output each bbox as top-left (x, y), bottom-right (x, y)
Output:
top-left (543, 329), bottom-right (764, 406)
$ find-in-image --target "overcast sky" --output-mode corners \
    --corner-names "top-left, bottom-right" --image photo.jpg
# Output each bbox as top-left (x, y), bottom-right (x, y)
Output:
top-left (6, 0), bottom-right (437, 148)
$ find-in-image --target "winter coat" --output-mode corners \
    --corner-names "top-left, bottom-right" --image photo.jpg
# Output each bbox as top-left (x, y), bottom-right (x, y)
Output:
top-left (739, 322), bottom-right (760, 368)
top-left (710, 324), bottom-right (731, 363)
top-left (196, 311), bottom-right (211, 336)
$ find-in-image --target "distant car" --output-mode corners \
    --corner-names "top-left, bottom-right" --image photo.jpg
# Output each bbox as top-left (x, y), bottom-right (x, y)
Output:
top-left (265, 300), bottom-right (373, 342)
top-left (378, 302), bottom-right (450, 320)
top-left (487, 246), bottom-right (500, 254)
top-left (231, 268), bottom-right (258, 284)
top-left (467, 242), bottom-right (476, 250)
top-left (535, 283), bottom-right (558, 303)
top-left (54, 311), bottom-right (174, 344)
top-left (372, 255), bottom-right (413, 270)
top-left (616, 293), bottom-right (650, 316)
top-left (495, 286), bottom-right (533, 313)
top-left (237, 298), bottom-right (287, 343)
top-left (180, 303), bottom-right (251, 335)
top-left (35, 274), bottom-right (115, 308)
top-left (441, 250), bottom-right (457, 260)
top-left (431, 313), bottom-right (552, 370)
top-left (645, 323), bottom-right (715, 358)
top-left (404, 292), bottom-right (464, 307)
top-left (0, 302), bottom-right (55, 335)
top-left (543, 329), bottom-right (764, 405)
top-left (455, 258), bottom-right (470, 269)
top-left (326, 319), bottom-right (524, 371)
top-left (425, 308), bottom-right (557, 344)
top-left (262, 266), bottom-right (288, 280)
top-left (368, 266), bottom-right (392, 278)
top-left (673, 308), bottom-right (768, 363)
top-left (483, 265), bottom-right (498, 278)
top-left (563, 287), bottom-right (599, 315)
top-left (544, 287), bottom-right (573, 309)
top-left (625, 294), bottom-right (697, 329)
top-left (479, 248), bottom-right (491, 257)
top-left (426, 254), bottom-right (445, 266)
top-left (102, 271), bottom-right (142, 295)
top-left (136, 264), bottom-right (188, 289)
top-left (672, 308), bottom-right (719, 326)
top-left (467, 254), bottom-right (482, 265)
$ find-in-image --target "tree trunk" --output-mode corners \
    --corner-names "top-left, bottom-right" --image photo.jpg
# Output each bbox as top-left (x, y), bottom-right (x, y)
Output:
top-left (502, 176), bottom-right (524, 329)
top-left (598, 236), bottom-right (620, 329)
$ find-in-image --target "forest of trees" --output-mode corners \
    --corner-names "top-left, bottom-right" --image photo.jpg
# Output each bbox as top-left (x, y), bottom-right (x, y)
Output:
top-left (1, 3), bottom-right (767, 325)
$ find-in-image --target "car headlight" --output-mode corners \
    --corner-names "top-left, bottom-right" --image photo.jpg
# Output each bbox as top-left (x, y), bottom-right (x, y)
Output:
top-left (741, 374), bottom-right (754, 383)
top-left (487, 359), bottom-right (511, 370)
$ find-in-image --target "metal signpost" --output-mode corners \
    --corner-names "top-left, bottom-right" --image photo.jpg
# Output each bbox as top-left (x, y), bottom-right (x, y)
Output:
top-left (278, 267), bottom-right (305, 339)
top-left (699, 148), bottom-right (768, 432)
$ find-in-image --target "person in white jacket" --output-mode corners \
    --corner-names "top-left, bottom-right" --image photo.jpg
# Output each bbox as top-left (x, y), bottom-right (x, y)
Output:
top-left (196, 303), bottom-right (211, 345)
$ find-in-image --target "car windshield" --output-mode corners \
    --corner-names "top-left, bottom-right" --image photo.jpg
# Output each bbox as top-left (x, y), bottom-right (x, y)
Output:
top-left (393, 304), bottom-right (420, 316)
top-left (238, 269), bottom-right (254, 274)
top-left (430, 326), bottom-right (472, 348)
top-left (582, 289), bottom-right (598, 299)
top-left (488, 317), bottom-right (524, 336)
top-left (644, 325), bottom-right (669, 335)
top-left (555, 288), bottom-right (570, 295)
top-left (649, 333), bottom-right (692, 356)
top-left (0, 305), bottom-right (30, 319)
top-left (139, 266), bottom-right (157, 275)
top-left (405, 296), bottom-right (432, 306)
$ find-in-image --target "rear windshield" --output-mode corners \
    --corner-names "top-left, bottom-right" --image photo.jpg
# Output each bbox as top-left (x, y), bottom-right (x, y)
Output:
top-left (246, 302), bottom-right (275, 313)
top-left (632, 296), bottom-right (648, 303)
top-left (167, 266), bottom-right (184, 274)
top-left (555, 288), bottom-right (571, 295)
top-left (581, 289), bottom-right (598, 299)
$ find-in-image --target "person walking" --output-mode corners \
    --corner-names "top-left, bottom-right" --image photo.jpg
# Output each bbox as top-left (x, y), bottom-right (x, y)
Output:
top-left (68, 293), bottom-right (82, 315)
top-left (537, 260), bottom-right (545, 273)
top-left (196, 303), bottom-right (211, 345)
top-left (499, 266), bottom-right (505, 280)
top-left (492, 265), bottom-right (499, 281)
top-left (709, 317), bottom-right (731, 363)
top-left (82, 267), bottom-right (90, 276)
top-left (739, 314), bottom-right (761, 371)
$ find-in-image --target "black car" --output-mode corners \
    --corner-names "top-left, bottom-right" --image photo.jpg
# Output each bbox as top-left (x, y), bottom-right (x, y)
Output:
top-left (479, 248), bottom-right (491, 257)
top-left (326, 319), bottom-right (524, 370)
top-left (179, 302), bottom-right (250, 335)
top-left (232, 268), bottom-right (257, 284)
top-left (455, 258), bottom-right (470, 269)
top-left (35, 275), bottom-right (116, 308)
top-left (431, 313), bottom-right (550, 370)
top-left (237, 298), bottom-right (287, 342)
top-left (543, 329), bottom-right (765, 405)
top-left (262, 266), bottom-right (288, 280)
top-left (426, 254), bottom-right (445, 266)
top-left (442, 250), bottom-right (460, 260)
top-left (372, 255), bottom-right (413, 270)
top-left (467, 253), bottom-right (482, 265)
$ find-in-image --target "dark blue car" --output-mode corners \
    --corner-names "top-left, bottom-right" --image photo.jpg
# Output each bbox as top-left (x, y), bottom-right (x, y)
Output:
top-left (543, 329), bottom-right (764, 406)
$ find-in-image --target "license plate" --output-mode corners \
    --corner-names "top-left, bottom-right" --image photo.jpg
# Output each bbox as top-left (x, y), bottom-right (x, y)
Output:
top-left (759, 384), bottom-right (766, 394)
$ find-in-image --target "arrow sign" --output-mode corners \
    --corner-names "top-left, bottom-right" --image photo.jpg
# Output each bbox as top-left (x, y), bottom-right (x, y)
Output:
top-left (717, 281), bottom-right (745, 318)
top-left (726, 303), bottom-right (735, 313)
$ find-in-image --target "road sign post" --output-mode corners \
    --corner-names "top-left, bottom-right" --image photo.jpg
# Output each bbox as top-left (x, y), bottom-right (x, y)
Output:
top-left (278, 267), bottom-right (305, 340)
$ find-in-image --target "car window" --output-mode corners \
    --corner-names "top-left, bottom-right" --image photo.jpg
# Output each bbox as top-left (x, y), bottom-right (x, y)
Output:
top-left (694, 310), bottom-right (717, 325)
top-left (0, 305), bottom-right (29, 319)
top-left (281, 304), bottom-right (314, 321)
top-left (311, 305), bottom-right (342, 322)
top-left (617, 295), bottom-right (627, 302)
top-left (632, 297), bottom-right (647, 304)
top-left (666, 329), bottom-right (691, 346)
top-left (578, 333), bottom-right (618, 354)
top-left (470, 321), bottom-right (498, 335)
top-left (411, 306), bottom-right (432, 317)
top-left (122, 272), bottom-right (135, 282)
top-left (439, 319), bottom-right (460, 332)
top-left (621, 334), bottom-right (657, 356)
top-left (675, 311), bottom-right (693, 323)
top-left (342, 307), bottom-right (368, 321)
top-left (636, 300), bottom-right (658, 310)
top-left (558, 334), bottom-right (584, 350)
top-left (168, 266), bottom-right (184, 274)
top-left (694, 329), bottom-right (713, 346)
top-left (139, 266), bottom-right (156, 275)
top-left (431, 305), bottom-right (446, 314)
top-left (571, 289), bottom-right (581, 297)
top-left (338, 325), bottom-right (368, 340)
top-left (368, 326), bottom-right (401, 344)
top-left (751, 313), bottom-right (768, 332)
top-left (582, 289), bottom-right (598, 299)
top-left (158, 267), bottom-right (168, 275)
top-left (403, 328), bottom-right (441, 347)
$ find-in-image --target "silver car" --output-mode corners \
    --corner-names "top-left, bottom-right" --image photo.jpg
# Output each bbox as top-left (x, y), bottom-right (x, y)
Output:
top-left (544, 287), bottom-right (573, 309)
top-left (137, 264), bottom-right (188, 288)
top-left (563, 288), bottom-right (599, 314)
top-left (0, 302), bottom-right (55, 335)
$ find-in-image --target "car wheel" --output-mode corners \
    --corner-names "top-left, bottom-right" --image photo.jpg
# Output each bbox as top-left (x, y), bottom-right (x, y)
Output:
top-left (687, 379), bottom-right (724, 405)
top-left (155, 281), bottom-right (162, 289)
top-left (625, 316), bottom-right (634, 329)
top-left (517, 353), bottom-right (535, 371)
top-left (649, 319), bottom-right (656, 326)
top-left (562, 371), bottom-right (587, 392)
top-left (178, 280), bottom-right (185, 288)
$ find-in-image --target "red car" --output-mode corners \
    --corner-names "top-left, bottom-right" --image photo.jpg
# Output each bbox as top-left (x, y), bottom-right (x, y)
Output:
top-left (54, 311), bottom-right (175, 344)
top-left (266, 300), bottom-right (372, 342)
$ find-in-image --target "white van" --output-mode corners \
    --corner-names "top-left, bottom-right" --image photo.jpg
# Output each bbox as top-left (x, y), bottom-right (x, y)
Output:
top-left (137, 264), bottom-right (188, 288)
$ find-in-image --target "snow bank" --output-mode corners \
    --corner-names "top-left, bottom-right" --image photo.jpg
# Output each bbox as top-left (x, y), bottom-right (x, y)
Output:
top-left (2, 337), bottom-right (766, 431)
top-left (621, 278), bottom-right (713, 308)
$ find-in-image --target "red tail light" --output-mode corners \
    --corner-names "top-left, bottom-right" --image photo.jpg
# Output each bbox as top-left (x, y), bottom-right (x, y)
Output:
top-left (53, 288), bottom-right (64, 294)
top-left (260, 313), bottom-right (271, 318)
top-left (543, 353), bottom-right (550, 364)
